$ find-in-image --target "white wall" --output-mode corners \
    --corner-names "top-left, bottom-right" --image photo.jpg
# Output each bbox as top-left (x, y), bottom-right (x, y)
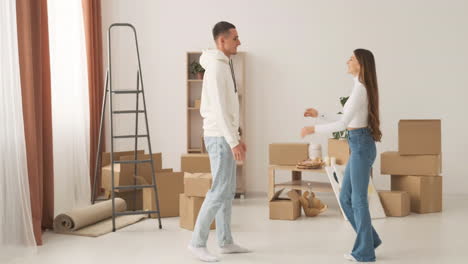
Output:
top-left (101, 0), bottom-right (468, 195)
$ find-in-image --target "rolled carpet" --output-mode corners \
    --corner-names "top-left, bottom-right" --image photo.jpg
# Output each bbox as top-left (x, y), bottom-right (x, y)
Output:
top-left (54, 198), bottom-right (127, 232)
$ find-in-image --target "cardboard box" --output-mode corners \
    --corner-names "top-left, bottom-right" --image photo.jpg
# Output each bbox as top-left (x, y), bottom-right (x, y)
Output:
top-left (104, 170), bottom-right (171, 211)
top-left (184, 173), bottom-right (212, 197)
top-left (143, 171), bottom-right (184, 218)
top-left (328, 139), bottom-right (350, 165)
top-left (101, 150), bottom-right (145, 166)
top-left (381, 151), bottom-right (442, 176)
top-left (391, 175), bottom-right (442, 214)
top-left (269, 189), bottom-right (301, 220)
top-left (181, 154), bottom-right (211, 173)
top-left (378, 191), bottom-right (410, 217)
top-left (269, 143), bottom-right (309, 165)
top-left (101, 164), bottom-right (134, 191)
top-left (101, 153), bottom-right (163, 191)
top-left (114, 190), bottom-right (143, 211)
top-left (399, 119), bottom-right (441, 155)
top-left (120, 153), bottom-right (163, 184)
top-left (179, 193), bottom-right (215, 230)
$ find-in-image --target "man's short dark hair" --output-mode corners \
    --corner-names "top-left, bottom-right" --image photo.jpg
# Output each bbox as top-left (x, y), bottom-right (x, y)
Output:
top-left (212, 21), bottom-right (236, 40)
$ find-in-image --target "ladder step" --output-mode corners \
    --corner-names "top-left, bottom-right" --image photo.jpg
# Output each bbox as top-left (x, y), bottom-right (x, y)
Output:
top-left (112, 90), bottom-right (143, 94)
top-left (115, 184), bottom-right (156, 190)
top-left (115, 210), bottom-right (160, 216)
top-left (113, 135), bottom-right (148, 139)
top-left (113, 110), bottom-right (145, 114)
top-left (114, 159), bottom-right (152, 164)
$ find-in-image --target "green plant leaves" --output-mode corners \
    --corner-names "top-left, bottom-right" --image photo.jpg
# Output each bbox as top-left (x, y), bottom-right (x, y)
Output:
top-left (333, 96), bottom-right (350, 139)
top-left (190, 61), bottom-right (205, 75)
top-left (340, 96), bottom-right (349, 107)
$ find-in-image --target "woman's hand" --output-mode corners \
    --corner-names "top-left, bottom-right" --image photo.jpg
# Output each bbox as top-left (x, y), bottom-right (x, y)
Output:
top-left (301, 126), bottom-right (315, 138)
top-left (304, 108), bottom-right (318, 118)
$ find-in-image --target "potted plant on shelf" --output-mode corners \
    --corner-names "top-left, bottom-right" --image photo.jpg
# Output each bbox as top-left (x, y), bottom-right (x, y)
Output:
top-left (190, 61), bottom-right (205, 80)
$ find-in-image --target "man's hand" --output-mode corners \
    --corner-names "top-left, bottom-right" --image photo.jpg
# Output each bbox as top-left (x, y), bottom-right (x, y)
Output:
top-left (241, 141), bottom-right (247, 152)
top-left (304, 108), bottom-right (319, 118)
top-left (232, 141), bottom-right (246, 161)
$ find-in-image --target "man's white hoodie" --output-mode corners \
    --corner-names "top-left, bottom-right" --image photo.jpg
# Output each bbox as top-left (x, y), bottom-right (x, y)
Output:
top-left (199, 49), bottom-right (240, 149)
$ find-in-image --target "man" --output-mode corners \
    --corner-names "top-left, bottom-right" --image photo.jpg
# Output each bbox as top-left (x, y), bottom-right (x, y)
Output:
top-left (188, 21), bottom-right (249, 262)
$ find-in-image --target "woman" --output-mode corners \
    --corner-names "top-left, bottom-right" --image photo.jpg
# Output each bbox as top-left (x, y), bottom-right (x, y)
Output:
top-left (301, 49), bottom-right (382, 262)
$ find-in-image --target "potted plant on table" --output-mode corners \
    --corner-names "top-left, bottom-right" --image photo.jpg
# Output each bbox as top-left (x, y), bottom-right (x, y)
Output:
top-left (190, 61), bottom-right (205, 80)
top-left (332, 96), bottom-right (350, 139)
top-left (327, 96), bottom-right (351, 165)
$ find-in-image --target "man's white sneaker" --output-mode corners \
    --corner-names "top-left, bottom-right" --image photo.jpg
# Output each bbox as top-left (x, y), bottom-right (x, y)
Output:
top-left (220, 244), bottom-right (251, 254)
top-left (188, 245), bottom-right (219, 262)
top-left (344, 253), bottom-right (360, 262)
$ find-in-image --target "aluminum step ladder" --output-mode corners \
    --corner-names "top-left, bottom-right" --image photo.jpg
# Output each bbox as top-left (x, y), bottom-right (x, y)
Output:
top-left (91, 23), bottom-right (162, 231)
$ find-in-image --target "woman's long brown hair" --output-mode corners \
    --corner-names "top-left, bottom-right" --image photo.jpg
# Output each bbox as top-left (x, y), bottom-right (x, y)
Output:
top-left (354, 49), bottom-right (382, 142)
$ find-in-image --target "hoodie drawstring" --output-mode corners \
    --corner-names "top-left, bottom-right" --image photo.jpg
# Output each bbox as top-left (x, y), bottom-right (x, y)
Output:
top-left (229, 59), bottom-right (237, 93)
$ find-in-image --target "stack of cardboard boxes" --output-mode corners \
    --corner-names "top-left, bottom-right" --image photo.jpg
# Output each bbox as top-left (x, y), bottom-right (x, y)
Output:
top-left (179, 172), bottom-right (215, 230)
top-left (380, 120), bottom-right (442, 215)
top-left (268, 143), bottom-right (309, 220)
top-left (100, 151), bottom-right (184, 217)
top-left (179, 154), bottom-right (215, 230)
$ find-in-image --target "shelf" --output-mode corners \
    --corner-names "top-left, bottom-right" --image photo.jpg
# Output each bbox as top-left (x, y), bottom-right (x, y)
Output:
top-left (275, 180), bottom-right (333, 193)
top-left (188, 107), bottom-right (200, 111)
top-left (269, 165), bottom-right (326, 173)
top-left (188, 148), bottom-right (203, 153)
top-left (188, 79), bottom-right (203, 83)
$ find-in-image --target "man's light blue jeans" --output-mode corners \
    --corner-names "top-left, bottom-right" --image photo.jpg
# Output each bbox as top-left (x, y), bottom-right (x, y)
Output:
top-left (191, 137), bottom-right (236, 248)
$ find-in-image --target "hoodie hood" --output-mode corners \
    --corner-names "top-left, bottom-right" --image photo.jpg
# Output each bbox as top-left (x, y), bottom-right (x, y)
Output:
top-left (199, 49), bottom-right (229, 69)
